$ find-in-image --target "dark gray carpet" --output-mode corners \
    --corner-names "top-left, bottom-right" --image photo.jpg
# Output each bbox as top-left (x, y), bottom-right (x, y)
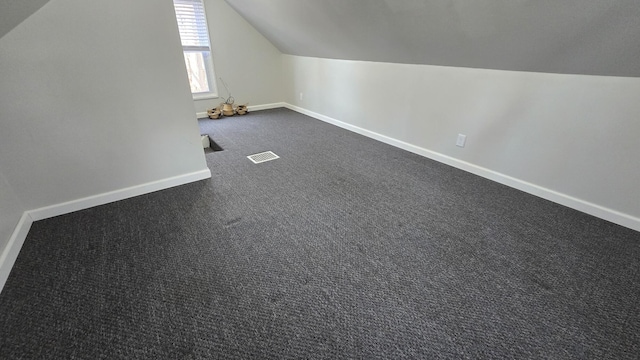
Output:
top-left (1, 108), bottom-right (638, 359)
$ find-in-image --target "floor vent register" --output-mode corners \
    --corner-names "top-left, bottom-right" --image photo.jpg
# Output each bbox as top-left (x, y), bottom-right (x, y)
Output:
top-left (247, 151), bottom-right (280, 164)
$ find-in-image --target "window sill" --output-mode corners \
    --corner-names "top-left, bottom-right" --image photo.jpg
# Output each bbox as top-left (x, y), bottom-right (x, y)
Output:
top-left (193, 93), bottom-right (219, 101)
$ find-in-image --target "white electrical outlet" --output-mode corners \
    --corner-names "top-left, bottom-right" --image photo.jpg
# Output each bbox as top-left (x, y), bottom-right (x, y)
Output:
top-left (299, 92), bottom-right (304, 101)
top-left (456, 134), bottom-right (467, 147)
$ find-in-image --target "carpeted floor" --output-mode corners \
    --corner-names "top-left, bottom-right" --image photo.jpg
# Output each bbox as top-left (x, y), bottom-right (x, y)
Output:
top-left (1, 108), bottom-right (638, 359)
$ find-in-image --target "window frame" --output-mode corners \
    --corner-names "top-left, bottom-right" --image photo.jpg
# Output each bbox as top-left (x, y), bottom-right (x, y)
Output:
top-left (173, 0), bottom-right (218, 100)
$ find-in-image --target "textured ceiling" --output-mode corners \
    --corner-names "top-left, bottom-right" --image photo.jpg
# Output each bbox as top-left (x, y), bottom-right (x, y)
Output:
top-left (0, 0), bottom-right (51, 40)
top-left (224, 0), bottom-right (640, 77)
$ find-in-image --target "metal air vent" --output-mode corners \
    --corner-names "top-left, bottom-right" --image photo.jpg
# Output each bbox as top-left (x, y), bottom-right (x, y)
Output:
top-left (247, 151), bottom-right (279, 164)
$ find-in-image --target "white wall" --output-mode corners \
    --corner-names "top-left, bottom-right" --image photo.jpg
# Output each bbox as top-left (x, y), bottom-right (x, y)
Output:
top-left (0, 0), bottom-right (209, 234)
top-left (0, 172), bottom-right (25, 253)
top-left (192, 0), bottom-right (284, 114)
top-left (0, 0), bottom-right (50, 39)
top-left (283, 55), bottom-right (640, 230)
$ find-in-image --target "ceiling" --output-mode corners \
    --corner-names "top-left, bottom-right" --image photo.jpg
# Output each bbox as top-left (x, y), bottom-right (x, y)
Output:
top-left (0, 0), bottom-right (51, 40)
top-left (224, 0), bottom-right (640, 77)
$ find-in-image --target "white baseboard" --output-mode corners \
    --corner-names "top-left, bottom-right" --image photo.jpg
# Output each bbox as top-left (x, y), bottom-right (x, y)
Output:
top-left (29, 169), bottom-right (211, 221)
top-left (247, 102), bottom-right (286, 112)
top-left (0, 168), bottom-right (211, 293)
top-left (284, 103), bottom-right (640, 233)
top-left (196, 102), bottom-right (285, 119)
top-left (0, 212), bottom-right (33, 294)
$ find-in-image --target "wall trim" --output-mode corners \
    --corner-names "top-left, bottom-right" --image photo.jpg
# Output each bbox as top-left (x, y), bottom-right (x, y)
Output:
top-left (29, 169), bottom-right (211, 221)
top-left (0, 212), bottom-right (33, 294)
top-left (196, 102), bottom-right (285, 119)
top-left (284, 103), bottom-right (640, 233)
top-left (0, 168), bottom-right (211, 293)
top-left (247, 102), bottom-right (286, 112)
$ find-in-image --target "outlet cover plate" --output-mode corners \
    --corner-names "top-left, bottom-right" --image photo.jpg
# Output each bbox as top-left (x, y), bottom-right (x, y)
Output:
top-left (456, 134), bottom-right (467, 147)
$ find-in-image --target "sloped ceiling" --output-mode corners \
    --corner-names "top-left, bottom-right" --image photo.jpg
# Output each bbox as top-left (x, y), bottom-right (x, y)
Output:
top-left (0, 0), bottom-right (51, 40)
top-left (224, 0), bottom-right (640, 77)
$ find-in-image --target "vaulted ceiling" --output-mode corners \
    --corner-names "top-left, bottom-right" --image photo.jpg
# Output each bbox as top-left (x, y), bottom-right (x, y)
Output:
top-left (225, 0), bottom-right (640, 77)
top-left (0, 0), bottom-right (51, 39)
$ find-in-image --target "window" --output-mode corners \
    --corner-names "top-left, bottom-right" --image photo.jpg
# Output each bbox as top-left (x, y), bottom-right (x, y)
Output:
top-left (173, 0), bottom-right (217, 99)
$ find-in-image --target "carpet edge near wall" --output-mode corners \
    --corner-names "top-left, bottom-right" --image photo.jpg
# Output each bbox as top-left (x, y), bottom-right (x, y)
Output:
top-left (0, 168), bottom-right (212, 294)
top-left (282, 103), bottom-right (640, 234)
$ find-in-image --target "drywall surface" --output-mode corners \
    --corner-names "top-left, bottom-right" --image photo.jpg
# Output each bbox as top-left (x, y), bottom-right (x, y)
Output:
top-left (0, 172), bottom-right (25, 252)
top-left (227, 0), bottom-right (640, 78)
top-left (0, 0), bottom-right (209, 211)
top-left (0, 0), bottom-right (50, 40)
top-left (192, 0), bottom-right (284, 114)
top-left (283, 55), bottom-right (640, 222)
